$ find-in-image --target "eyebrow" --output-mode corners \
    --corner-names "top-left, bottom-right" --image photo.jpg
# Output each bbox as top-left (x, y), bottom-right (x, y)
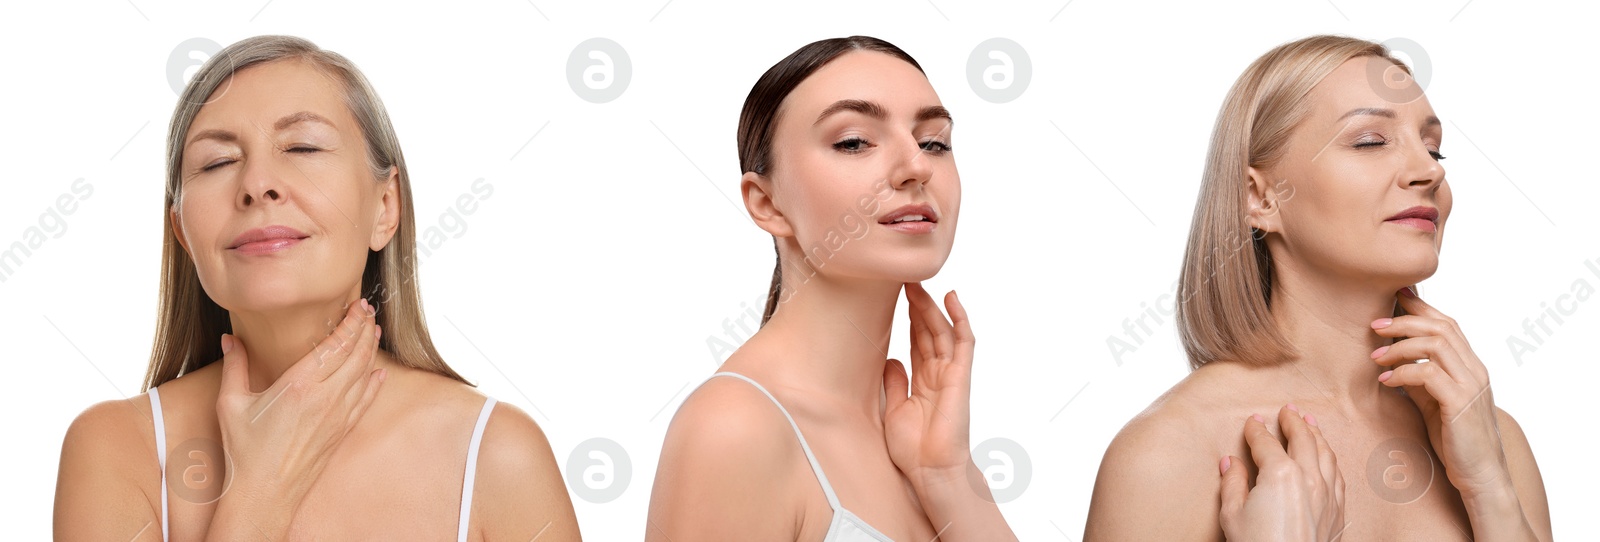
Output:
top-left (813, 100), bottom-right (954, 127)
top-left (186, 111), bottom-right (337, 148)
top-left (274, 111), bottom-right (336, 131)
top-left (1336, 107), bottom-right (1441, 128)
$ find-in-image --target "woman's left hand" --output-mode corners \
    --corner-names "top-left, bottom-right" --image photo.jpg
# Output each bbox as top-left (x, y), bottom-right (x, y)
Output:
top-left (1369, 287), bottom-right (1517, 502)
top-left (883, 282), bottom-right (975, 484)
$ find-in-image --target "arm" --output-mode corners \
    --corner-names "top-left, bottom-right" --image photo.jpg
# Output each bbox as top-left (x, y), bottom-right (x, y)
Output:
top-left (883, 285), bottom-right (1017, 541)
top-left (645, 380), bottom-right (806, 541)
top-left (1460, 408), bottom-right (1550, 542)
top-left (1373, 290), bottom-right (1551, 541)
top-left (470, 402), bottom-right (582, 541)
top-left (54, 399), bottom-right (164, 542)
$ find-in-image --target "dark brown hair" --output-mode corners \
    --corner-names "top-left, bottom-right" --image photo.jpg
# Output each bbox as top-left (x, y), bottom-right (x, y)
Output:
top-left (736, 36), bottom-right (923, 326)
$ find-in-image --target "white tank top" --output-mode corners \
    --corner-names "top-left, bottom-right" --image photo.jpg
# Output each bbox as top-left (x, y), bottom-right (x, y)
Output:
top-left (149, 386), bottom-right (497, 542)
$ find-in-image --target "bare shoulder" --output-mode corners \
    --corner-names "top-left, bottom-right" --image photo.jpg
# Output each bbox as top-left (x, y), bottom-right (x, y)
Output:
top-left (55, 394), bottom-right (160, 539)
top-left (61, 394), bottom-right (156, 469)
top-left (646, 374), bottom-right (808, 540)
top-left (469, 401), bottom-right (581, 542)
top-left (1085, 365), bottom-right (1242, 542)
top-left (659, 374), bottom-right (804, 473)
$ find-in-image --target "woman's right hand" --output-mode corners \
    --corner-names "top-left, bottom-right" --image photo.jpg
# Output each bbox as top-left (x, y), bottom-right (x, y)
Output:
top-left (1219, 404), bottom-right (1346, 541)
top-left (208, 299), bottom-right (388, 537)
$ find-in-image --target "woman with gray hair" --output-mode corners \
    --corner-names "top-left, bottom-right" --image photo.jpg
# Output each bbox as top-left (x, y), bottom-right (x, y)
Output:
top-left (53, 36), bottom-right (579, 541)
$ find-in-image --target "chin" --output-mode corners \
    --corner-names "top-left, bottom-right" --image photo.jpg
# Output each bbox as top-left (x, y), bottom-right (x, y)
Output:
top-left (207, 275), bottom-right (340, 314)
top-left (1371, 260), bottom-right (1439, 290)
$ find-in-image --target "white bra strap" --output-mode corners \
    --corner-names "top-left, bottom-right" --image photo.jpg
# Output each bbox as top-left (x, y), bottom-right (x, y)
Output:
top-left (149, 386), bottom-right (169, 542)
top-left (706, 372), bottom-right (843, 511)
top-left (457, 397), bottom-right (497, 542)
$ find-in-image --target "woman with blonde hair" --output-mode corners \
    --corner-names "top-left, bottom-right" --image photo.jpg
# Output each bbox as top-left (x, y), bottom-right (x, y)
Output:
top-left (53, 35), bottom-right (579, 541)
top-left (1085, 35), bottom-right (1551, 541)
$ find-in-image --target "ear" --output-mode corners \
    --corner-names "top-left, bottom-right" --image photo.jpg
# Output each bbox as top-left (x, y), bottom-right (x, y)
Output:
top-left (1244, 166), bottom-right (1288, 234)
top-left (169, 205), bottom-right (193, 256)
top-left (369, 166), bottom-right (401, 251)
top-left (741, 171), bottom-right (794, 238)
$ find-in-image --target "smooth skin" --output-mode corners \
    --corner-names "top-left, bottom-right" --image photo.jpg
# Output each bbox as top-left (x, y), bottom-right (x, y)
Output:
top-left (1085, 58), bottom-right (1550, 541)
top-left (53, 58), bottom-right (579, 541)
top-left (646, 50), bottom-right (1016, 541)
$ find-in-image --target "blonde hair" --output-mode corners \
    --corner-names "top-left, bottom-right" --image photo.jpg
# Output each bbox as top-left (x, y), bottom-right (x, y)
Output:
top-left (145, 35), bottom-right (468, 390)
top-left (1176, 35), bottom-right (1411, 370)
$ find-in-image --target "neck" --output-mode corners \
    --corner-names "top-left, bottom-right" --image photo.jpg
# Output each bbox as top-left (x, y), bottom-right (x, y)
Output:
top-left (227, 294), bottom-right (362, 393)
top-left (749, 271), bottom-right (902, 418)
top-left (1269, 257), bottom-right (1406, 410)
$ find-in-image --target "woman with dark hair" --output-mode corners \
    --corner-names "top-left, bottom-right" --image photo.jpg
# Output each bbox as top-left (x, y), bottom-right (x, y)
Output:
top-left (645, 36), bottom-right (1017, 541)
top-left (1085, 35), bottom-right (1551, 541)
top-left (53, 36), bottom-right (579, 541)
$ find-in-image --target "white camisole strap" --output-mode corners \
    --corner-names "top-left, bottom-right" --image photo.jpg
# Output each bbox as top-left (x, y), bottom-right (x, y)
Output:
top-left (150, 386), bottom-right (170, 542)
top-left (704, 372), bottom-right (895, 541)
top-left (457, 396), bottom-right (498, 542)
top-left (706, 372), bottom-right (844, 510)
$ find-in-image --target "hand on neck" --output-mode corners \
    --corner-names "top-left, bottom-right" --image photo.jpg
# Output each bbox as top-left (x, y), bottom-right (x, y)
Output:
top-left (227, 292), bottom-right (367, 393)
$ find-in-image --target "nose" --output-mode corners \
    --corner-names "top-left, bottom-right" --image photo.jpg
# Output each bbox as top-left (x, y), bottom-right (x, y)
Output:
top-left (238, 157), bottom-right (286, 207)
top-left (1401, 140), bottom-right (1444, 190)
top-left (887, 136), bottom-right (935, 190)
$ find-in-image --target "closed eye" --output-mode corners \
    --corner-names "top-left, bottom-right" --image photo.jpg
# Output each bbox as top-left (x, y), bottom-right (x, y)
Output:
top-left (201, 159), bottom-right (235, 172)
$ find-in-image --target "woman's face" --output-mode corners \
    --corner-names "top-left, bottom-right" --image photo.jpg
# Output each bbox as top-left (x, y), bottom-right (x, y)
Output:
top-left (1252, 56), bottom-right (1450, 288)
top-left (755, 50), bottom-right (959, 286)
top-left (172, 58), bottom-right (398, 313)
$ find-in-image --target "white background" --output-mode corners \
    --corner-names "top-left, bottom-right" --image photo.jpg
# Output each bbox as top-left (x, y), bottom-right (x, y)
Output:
top-left (2, 0), bottom-right (1595, 539)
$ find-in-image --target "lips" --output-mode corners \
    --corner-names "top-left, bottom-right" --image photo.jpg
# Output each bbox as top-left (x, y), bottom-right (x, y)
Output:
top-left (879, 203), bottom-right (938, 234)
top-left (1384, 206), bottom-right (1439, 233)
top-left (229, 225), bottom-right (309, 255)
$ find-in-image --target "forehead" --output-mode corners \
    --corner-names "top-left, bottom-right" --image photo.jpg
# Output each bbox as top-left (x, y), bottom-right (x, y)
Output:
top-left (189, 58), bottom-right (351, 131)
top-left (782, 50), bottom-right (939, 116)
top-left (1308, 56), bottom-right (1437, 121)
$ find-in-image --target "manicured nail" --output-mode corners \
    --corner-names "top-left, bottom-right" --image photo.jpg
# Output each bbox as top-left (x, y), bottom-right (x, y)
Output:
top-left (1305, 414), bottom-right (1318, 426)
top-left (1251, 413), bottom-right (1265, 423)
top-left (1219, 456), bottom-right (1231, 474)
top-left (1286, 403), bottom-right (1299, 412)
top-left (221, 334), bottom-right (234, 354)
top-left (1399, 286), bottom-right (1417, 298)
top-left (1371, 345), bottom-right (1389, 359)
top-left (1378, 370), bottom-right (1393, 382)
top-left (374, 324), bottom-right (382, 340)
top-left (1372, 318), bottom-right (1393, 329)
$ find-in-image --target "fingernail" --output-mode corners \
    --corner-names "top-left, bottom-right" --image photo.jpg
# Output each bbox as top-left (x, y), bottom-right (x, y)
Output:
top-left (1305, 414), bottom-right (1318, 426)
top-left (1371, 345), bottom-right (1389, 359)
top-left (221, 334), bottom-right (234, 354)
top-left (1372, 318), bottom-right (1393, 329)
top-left (1251, 413), bottom-right (1264, 423)
top-left (1379, 370), bottom-right (1393, 382)
top-left (1219, 456), bottom-right (1231, 474)
top-left (378, 368), bottom-right (388, 382)
top-left (1399, 286), bottom-right (1417, 298)
top-left (1286, 403), bottom-right (1299, 412)
top-left (374, 324), bottom-right (382, 340)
